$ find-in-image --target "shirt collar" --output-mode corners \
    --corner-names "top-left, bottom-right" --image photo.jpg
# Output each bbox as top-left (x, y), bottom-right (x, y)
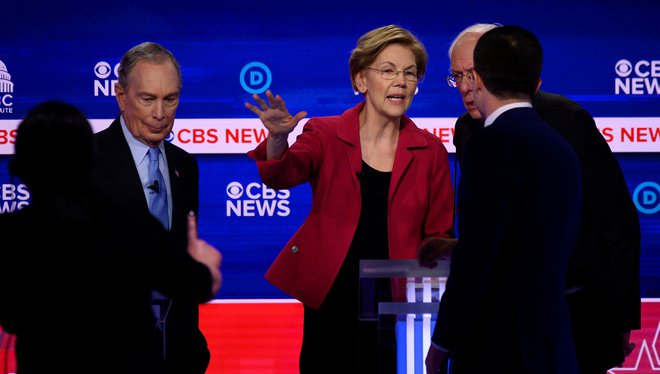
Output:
top-left (119, 116), bottom-right (166, 165)
top-left (484, 101), bottom-right (533, 128)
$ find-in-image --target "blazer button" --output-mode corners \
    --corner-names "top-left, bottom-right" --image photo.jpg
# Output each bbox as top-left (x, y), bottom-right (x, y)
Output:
top-left (291, 245), bottom-right (299, 254)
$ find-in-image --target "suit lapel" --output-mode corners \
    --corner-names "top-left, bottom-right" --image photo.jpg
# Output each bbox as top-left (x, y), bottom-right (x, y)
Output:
top-left (335, 105), bottom-right (429, 205)
top-left (98, 119), bottom-right (149, 211)
top-left (164, 142), bottom-right (183, 233)
top-left (336, 104), bottom-right (364, 193)
top-left (390, 116), bottom-right (427, 204)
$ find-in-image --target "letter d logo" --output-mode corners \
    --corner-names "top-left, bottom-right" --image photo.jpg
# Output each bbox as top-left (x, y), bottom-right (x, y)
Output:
top-left (240, 62), bottom-right (272, 94)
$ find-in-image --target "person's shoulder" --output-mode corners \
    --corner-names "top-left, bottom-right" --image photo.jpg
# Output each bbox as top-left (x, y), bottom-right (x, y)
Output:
top-left (164, 140), bottom-right (196, 162)
top-left (455, 112), bottom-right (484, 135)
top-left (94, 117), bottom-right (121, 138)
top-left (302, 113), bottom-right (345, 140)
top-left (306, 113), bottom-right (342, 127)
top-left (308, 102), bottom-right (361, 130)
top-left (536, 91), bottom-right (590, 116)
top-left (456, 111), bottom-right (475, 124)
top-left (405, 119), bottom-right (450, 154)
top-left (164, 139), bottom-right (189, 154)
top-left (535, 91), bottom-right (598, 139)
top-left (94, 118), bottom-right (124, 154)
top-left (411, 121), bottom-right (441, 142)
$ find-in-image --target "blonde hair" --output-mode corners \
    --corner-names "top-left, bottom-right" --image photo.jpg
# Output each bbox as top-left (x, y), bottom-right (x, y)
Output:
top-left (349, 25), bottom-right (427, 91)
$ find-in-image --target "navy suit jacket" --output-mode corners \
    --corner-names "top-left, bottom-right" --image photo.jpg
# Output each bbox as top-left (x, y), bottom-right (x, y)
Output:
top-left (92, 118), bottom-right (209, 374)
top-left (453, 91), bottom-right (641, 371)
top-left (435, 107), bottom-right (582, 373)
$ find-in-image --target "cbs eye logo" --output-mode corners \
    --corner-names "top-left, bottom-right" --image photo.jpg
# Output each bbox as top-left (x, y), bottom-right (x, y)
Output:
top-left (226, 182), bottom-right (245, 199)
top-left (240, 62), bottom-right (272, 94)
top-left (93, 61), bottom-right (120, 97)
top-left (615, 60), bottom-right (633, 78)
top-left (225, 181), bottom-right (290, 217)
top-left (94, 62), bottom-right (119, 80)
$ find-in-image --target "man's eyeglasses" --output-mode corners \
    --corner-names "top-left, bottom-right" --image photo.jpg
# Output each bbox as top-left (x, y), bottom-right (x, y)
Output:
top-left (446, 70), bottom-right (474, 88)
top-left (368, 67), bottom-right (419, 82)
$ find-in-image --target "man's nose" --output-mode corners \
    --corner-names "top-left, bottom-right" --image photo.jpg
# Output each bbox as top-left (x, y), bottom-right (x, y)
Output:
top-left (153, 100), bottom-right (165, 120)
top-left (457, 78), bottom-right (472, 93)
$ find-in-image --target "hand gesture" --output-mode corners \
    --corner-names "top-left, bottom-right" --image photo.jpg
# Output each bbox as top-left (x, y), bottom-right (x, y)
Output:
top-left (622, 331), bottom-right (635, 358)
top-left (417, 237), bottom-right (457, 269)
top-left (425, 344), bottom-right (450, 374)
top-left (186, 211), bottom-right (222, 295)
top-left (244, 90), bottom-right (307, 138)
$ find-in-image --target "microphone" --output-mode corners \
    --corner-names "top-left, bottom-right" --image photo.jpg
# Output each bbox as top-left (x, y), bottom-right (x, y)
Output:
top-left (147, 180), bottom-right (159, 193)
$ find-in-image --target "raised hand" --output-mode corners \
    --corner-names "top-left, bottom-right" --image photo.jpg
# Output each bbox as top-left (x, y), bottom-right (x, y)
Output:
top-left (244, 90), bottom-right (307, 137)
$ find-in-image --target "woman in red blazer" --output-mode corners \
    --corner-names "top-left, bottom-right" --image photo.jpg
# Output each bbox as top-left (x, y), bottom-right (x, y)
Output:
top-left (245, 25), bottom-right (453, 373)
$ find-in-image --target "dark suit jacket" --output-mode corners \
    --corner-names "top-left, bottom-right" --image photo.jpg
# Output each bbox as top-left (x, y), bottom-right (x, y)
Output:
top-left (92, 118), bottom-right (209, 374)
top-left (435, 107), bottom-right (582, 373)
top-left (0, 193), bottom-right (213, 374)
top-left (453, 91), bottom-right (641, 371)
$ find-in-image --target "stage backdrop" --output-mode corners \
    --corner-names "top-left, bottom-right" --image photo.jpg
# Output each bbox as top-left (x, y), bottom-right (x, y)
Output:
top-left (0, 1), bottom-right (659, 373)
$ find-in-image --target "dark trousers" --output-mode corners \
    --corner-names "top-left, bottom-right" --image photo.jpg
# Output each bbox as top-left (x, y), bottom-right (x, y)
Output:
top-left (566, 286), bottom-right (625, 374)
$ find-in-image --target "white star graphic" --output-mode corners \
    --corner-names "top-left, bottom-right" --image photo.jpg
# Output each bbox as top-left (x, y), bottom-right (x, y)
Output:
top-left (609, 321), bottom-right (660, 373)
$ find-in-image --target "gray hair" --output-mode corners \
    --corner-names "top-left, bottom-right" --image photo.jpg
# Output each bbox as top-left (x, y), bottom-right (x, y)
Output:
top-left (448, 23), bottom-right (500, 59)
top-left (117, 42), bottom-right (181, 89)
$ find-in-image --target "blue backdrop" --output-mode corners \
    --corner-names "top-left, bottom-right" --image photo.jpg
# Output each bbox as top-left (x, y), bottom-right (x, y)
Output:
top-left (1, 0), bottom-right (659, 299)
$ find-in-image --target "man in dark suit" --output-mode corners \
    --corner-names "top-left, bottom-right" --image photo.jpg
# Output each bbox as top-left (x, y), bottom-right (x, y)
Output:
top-left (447, 23), bottom-right (641, 374)
top-left (92, 42), bottom-right (212, 374)
top-left (0, 101), bottom-right (221, 374)
top-left (425, 25), bottom-right (582, 373)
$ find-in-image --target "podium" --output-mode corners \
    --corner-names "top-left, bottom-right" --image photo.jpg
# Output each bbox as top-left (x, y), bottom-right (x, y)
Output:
top-left (359, 259), bottom-right (450, 374)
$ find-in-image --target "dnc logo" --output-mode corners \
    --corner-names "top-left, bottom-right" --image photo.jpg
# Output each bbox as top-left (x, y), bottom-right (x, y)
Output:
top-left (633, 182), bottom-right (660, 215)
top-left (240, 62), bottom-right (272, 94)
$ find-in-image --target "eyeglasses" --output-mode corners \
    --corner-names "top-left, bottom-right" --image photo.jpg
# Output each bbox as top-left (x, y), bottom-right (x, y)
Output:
top-left (446, 70), bottom-right (474, 88)
top-left (367, 67), bottom-right (419, 82)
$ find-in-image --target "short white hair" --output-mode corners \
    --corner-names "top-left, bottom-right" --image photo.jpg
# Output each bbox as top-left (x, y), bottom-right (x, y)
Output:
top-left (448, 23), bottom-right (500, 59)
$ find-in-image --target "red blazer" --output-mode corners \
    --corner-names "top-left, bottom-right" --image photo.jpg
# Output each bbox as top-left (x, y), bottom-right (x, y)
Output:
top-left (248, 102), bottom-right (453, 309)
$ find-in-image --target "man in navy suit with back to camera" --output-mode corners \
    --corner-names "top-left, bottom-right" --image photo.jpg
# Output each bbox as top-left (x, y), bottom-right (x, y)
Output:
top-left (442, 23), bottom-right (641, 374)
top-left (425, 25), bottom-right (582, 373)
top-left (92, 41), bottom-right (212, 374)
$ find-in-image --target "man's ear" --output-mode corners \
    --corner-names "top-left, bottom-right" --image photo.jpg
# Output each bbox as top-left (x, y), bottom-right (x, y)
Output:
top-left (535, 79), bottom-right (542, 93)
top-left (473, 70), bottom-right (484, 93)
top-left (115, 83), bottom-right (126, 112)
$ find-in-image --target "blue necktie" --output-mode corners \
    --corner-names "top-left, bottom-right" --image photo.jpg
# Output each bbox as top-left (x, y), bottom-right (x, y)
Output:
top-left (148, 147), bottom-right (170, 341)
top-left (147, 147), bottom-right (169, 230)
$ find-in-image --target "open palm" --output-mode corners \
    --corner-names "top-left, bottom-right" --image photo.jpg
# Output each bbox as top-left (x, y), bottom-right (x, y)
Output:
top-left (244, 90), bottom-right (307, 137)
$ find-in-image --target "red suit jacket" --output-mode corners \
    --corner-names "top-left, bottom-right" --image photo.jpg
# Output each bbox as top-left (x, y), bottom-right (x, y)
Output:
top-left (248, 102), bottom-right (453, 309)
